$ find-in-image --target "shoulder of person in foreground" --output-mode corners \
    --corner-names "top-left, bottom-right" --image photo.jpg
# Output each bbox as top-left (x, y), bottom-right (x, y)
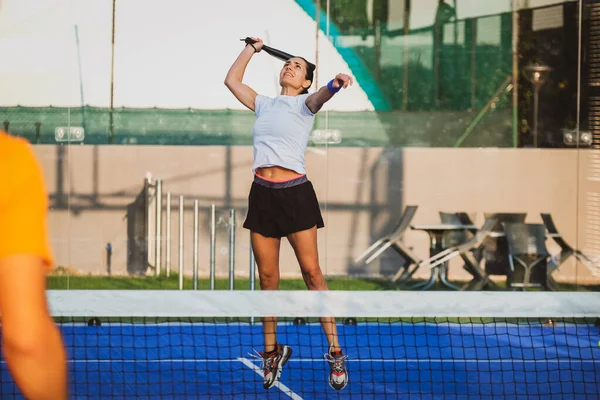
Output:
top-left (0, 131), bottom-right (53, 268)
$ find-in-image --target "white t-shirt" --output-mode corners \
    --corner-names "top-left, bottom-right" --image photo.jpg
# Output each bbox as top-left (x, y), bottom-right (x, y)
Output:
top-left (252, 94), bottom-right (315, 175)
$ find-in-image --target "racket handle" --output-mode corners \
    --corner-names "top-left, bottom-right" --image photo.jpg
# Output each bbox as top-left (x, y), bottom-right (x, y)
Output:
top-left (263, 46), bottom-right (295, 62)
top-left (241, 37), bottom-right (257, 45)
top-left (240, 37), bottom-right (295, 61)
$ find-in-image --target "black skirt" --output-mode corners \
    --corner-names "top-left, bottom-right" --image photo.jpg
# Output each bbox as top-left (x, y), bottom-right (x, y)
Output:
top-left (243, 174), bottom-right (325, 238)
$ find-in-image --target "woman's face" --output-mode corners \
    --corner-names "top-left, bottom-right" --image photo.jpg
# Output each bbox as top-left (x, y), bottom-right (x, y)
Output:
top-left (279, 57), bottom-right (310, 93)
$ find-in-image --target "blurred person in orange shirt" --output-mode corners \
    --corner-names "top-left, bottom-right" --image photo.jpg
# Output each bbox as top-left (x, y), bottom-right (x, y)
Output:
top-left (0, 131), bottom-right (68, 399)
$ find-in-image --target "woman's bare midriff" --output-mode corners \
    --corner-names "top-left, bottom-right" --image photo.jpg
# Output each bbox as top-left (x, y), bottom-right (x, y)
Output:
top-left (256, 166), bottom-right (303, 181)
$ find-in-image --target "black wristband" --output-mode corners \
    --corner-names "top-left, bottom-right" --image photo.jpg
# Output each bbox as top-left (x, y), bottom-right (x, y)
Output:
top-left (247, 43), bottom-right (257, 53)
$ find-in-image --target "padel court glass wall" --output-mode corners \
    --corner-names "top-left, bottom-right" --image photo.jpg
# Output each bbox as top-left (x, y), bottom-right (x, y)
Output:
top-left (0, 0), bottom-right (597, 291)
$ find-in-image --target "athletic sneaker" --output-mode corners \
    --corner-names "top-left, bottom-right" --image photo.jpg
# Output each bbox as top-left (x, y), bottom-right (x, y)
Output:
top-left (251, 343), bottom-right (292, 389)
top-left (325, 350), bottom-right (348, 390)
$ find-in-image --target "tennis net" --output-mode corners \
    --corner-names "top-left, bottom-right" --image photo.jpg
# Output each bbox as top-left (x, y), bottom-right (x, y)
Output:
top-left (2, 290), bottom-right (599, 399)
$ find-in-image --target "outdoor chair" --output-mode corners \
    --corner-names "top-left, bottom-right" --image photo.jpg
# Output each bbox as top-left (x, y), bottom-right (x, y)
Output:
top-left (354, 205), bottom-right (422, 282)
top-left (541, 213), bottom-right (600, 281)
top-left (503, 223), bottom-right (551, 291)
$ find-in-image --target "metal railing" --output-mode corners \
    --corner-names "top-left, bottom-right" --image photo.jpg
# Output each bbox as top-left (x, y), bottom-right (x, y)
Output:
top-left (145, 175), bottom-right (256, 292)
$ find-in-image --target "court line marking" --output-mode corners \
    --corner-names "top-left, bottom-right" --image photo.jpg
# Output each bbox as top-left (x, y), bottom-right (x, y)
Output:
top-left (238, 357), bottom-right (303, 400)
top-left (1, 358), bottom-right (595, 364)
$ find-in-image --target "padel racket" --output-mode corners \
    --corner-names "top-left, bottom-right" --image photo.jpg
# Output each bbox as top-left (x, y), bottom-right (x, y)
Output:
top-left (241, 37), bottom-right (315, 70)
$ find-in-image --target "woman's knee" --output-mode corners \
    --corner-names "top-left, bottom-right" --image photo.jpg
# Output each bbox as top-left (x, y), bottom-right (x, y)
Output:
top-left (259, 268), bottom-right (280, 290)
top-left (301, 265), bottom-right (327, 289)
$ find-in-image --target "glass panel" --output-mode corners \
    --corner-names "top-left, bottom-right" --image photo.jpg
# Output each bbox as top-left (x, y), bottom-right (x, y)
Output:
top-left (0, 0), bottom-right (81, 289)
top-left (62, 0), bottom-right (110, 288)
top-left (317, 0), bottom-right (593, 292)
top-left (576, 0), bottom-right (600, 290)
top-left (2, 0), bottom-right (593, 291)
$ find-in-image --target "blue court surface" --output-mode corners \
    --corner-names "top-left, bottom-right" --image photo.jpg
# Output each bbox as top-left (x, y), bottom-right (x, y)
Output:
top-left (1, 322), bottom-right (599, 399)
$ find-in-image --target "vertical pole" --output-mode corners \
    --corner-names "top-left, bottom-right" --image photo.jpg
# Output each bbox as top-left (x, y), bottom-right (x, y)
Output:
top-left (74, 24), bottom-right (86, 136)
top-left (433, 0), bottom-right (441, 108)
top-left (35, 122), bottom-right (41, 144)
top-left (326, 0), bottom-right (331, 130)
top-left (109, 0), bottom-right (116, 144)
top-left (106, 243), bottom-right (112, 275)
top-left (403, 0), bottom-right (411, 111)
top-left (249, 235), bottom-right (256, 324)
top-left (374, 21), bottom-right (381, 81)
top-left (178, 195), bottom-right (184, 290)
top-left (210, 204), bottom-right (216, 290)
top-left (229, 209), bottom-right (236, 290)
top-left (326, 0), bottom-right (330, 38)
top-left (575, 0), bottom-right (582, 135)
top-left (146, 175), bottom-right (153, 270)
top-left (166, 192), bottom-right (171, 277)
top-left (471, 18), bottom-right (478, 110)
top-left (453, 0), bottom-right (458, 44)
top-left (193, 200), bottom-right (199, 290)
top-left (155, 179), bottom-right (162, 276)
top-left (533, 88), bottom-right (539, 148)
top-left (249, 239), bottom-right (256, 291)
top-left (512, 0), bottom-right (520, 147)
top-left (315, 0), bottom-right (320, 90)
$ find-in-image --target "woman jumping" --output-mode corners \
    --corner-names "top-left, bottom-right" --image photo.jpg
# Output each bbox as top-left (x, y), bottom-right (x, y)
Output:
top-left (224, 37), bottom-right (352, 391)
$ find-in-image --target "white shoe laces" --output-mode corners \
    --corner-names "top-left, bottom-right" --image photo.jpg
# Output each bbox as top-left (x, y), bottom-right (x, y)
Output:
top-left (324, 352), bottom-right (348, 373)
top-left (249, 349), bottom-right (275, 374)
